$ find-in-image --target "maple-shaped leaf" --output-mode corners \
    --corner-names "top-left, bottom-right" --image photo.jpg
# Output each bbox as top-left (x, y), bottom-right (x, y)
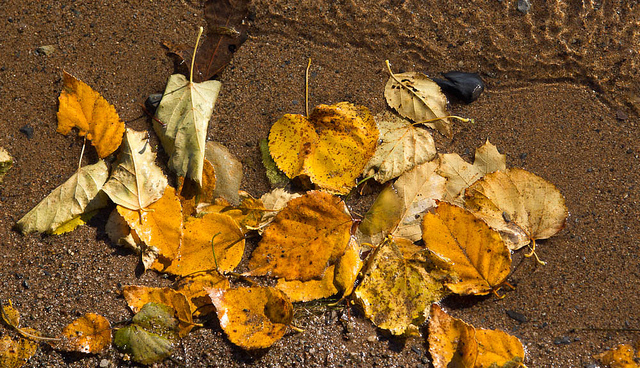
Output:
top-left (0, 147), bottom-right (13, 183)
top-left (54, 313), bottom-right (111, 354)
top-left (154, 74), bottom-right (221, 186)
top-left (354, 238), bottom-right (447, 335)
top-left (359, 161), bottom-right (446, 245)
top-left (464, 168), bottom-right (568, 250)
top-left (0, 335), bottom-right (38, 368)
top-left (248, 191), bottom-right (352, 281)
top-left (205, 141), bottom-right (242, 205)
top-left (422, 203), bottom-right (511, 295)
top-left (16, 160), bottom-right (109, 234)
top-left (208, 286), bottom-right (293, 350)
top-left (438, 140), bottom-right (506, 205)
top-left (384, 62), bottom-right (452, 137)
top-left (475, 328), bottom-right (526, 368)
top-left (173, 270), bottom-right (230, 318)
top-left (269, 102), bottom-right (379, 194)
top-left (103, 128), bottom-right (168, 210)
top-left (57, 71), bottom-right (125, 158)
top-left (363, 111), bottom-right (436, 183)
top-left (122, 286), bottom-right (194, 337)
top-left (428, 304), bottom-right (478, 368)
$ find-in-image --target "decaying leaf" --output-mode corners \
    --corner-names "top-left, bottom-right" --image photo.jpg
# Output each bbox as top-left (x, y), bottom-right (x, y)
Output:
top-left (384, 62), bottom-right (452, 137)
top-left (173, 270), bottom-right (230, 317)
top-left (475, 328), bottom-right (526, 368)
top-left (114, 302), bottom-right (179, 365)
top-left (595, 344), bottom-right (639, 368)
top-left (208, 286), bottom-right (293, 350)
top-left (464, 168), bottom-right (568, 250)
top-left (55, 313), bottom-right (111, 354)
top-left (103, 128), bottom-right (167, 210)
top-left (358, 161), bottom-right (445, 245)
top-left (258, 188), bottom-right (302, 231)
top-left (0, 335), bottom-right (38, 368)
top-left (428, 304), bottom-right (478, 368)
top-left (197, 194), bottom-right (265, 233)
top-left (363, 111), bottom-right (436, 183)
top-left (269, 102), bottom-right (379, 194)
top-left (422, 203), bottom-right (511, 295)
top-left (16, 160), bottom-right (109, 234)
top-left (56, 71), bottom-right (125, 158)
top-left (154, 74), bottom-right (221, 186)
top-left (260, 138), bottom-right (289, 188)
top-left (0, 147), bottom-right (13, 183)
top-left (354, 239), bottom-right (446, 335)
top-left (248, 191), bottom-right (352, 281)
top-left (122, 286), bottom-right (194, 337)
top-left (205, 141), bottom-right (242, 205)
top-left (1, 300), bottom-right (20, 329)
top-left (438, 140), bottom-right (506, 205)
top-left (333, 237), bottom-right (364, 298)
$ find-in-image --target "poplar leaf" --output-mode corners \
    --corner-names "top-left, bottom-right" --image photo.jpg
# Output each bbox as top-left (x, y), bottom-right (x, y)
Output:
top-left (16, 160), bottom-right (109, 234)
top-left (55, 313), bottom-right (111, 354)
top-left (428, 304), bottom-right (478, 368)
top-left (122, 286), bottom-right (194, 337)
top-left (0, 335), bottom-right (37, 368)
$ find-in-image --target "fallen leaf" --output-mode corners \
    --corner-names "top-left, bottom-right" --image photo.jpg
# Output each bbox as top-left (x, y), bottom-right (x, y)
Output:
top-left (428, 304), bottom-right (478, 368)
top-left (354, 238), bottom-right (447, 335)
top-left (172, 270), bottom-right (230, 317)
top-left (176, 158), bottom-right (217, 217)
top-left (1, 300), bottom-right (20, 329)
top-left (595, 344), bottom-right (638, 368)
top-left (248, 191), bottom-right (352, 281)
top-left (16, 160), bottom-right (109, 234)
top-left (55, 313), bottom-right (111, 354)
top-left (258, 188), bottom-right (302, 231)
top-left (464, 168), bottom-right (568, 250)
top-left (114, 302), bottom-right (179, 365)
top-left (0, 335), bottom-right (37, 368)
top-left (102, 128), bottom-right (168, 210)
top-left (475, 328), bottom-right (526, 368)
top-left (384, 62), bottom-right (452, 137)
top-left (276, 265), bottom-right (338, 302)
top-left (259, 138), bottom-right (289, 188)
top-left (269, 102), bottom-right (379, 194)
top-left (122, 286), bottom-right (194, 337)
top-left (50, 210), bottom-right (100, 235)
top-left (0, 147), bottom-right (13, 183)
top-left (333, 237), bottom-right (364, 298)
top-left (56, 71), bottom-right (125, 158)
top-left (158, 212), bottom-right (245, 276)
top-left (205, 141), bottom-right (242, 205)
top-left (363, 111), bottom-right (436, 183)
top-left (154, 74), bottom-right (221, 186)
top-left (422, 203), bottom-right (511, 295)
top-left (197, 194), bottom-right (265, 233)
top-left (208, 286), bottom-right (293, 350)
top-left (438, 140), bottom-right (506, 205)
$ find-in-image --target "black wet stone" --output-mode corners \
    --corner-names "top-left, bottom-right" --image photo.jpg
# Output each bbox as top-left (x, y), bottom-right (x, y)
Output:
top-left (517, 0), bottom-right (531, 13)
top-left (554, 336), bottom-right (572, 345)
top-left (506, 309), bottom-right (528, 323)
top-left (19, 124), bottom-right (33, 139)
top-left (144, 93), bottom-right (163, 114)
top-left (433, 71), bottom-right (485, 104)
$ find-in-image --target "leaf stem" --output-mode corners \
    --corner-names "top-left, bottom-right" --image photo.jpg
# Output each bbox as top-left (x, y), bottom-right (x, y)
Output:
top-left (524, 240), bottom-right (546, 265)
top-left (190, 26), bottom-right (204, 84)
top-left (78, 137), bottom-right (86, 171)
top-left (305, 57), bottom-right (311, 117)
top-left (413, 115), bottom-right (474, 125)
top-left (210, 232), bottom-right (222, 271)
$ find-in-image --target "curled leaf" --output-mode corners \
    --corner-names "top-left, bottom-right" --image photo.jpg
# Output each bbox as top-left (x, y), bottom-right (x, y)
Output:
top-left (0, 335), bottom-right (38, 368)
top-left (173, 270), bottom-right (230, 317)
top-left (55, 313), bottom-right (111, 354)
top-left (260, 138), bottom-right (289, 188)
top-left (276, 265), bottom-right (338, 303)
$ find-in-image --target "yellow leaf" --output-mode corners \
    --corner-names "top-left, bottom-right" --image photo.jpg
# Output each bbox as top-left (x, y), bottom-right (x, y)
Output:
top-left (248, 191), bottom-right (352, 281)
top-left (428, 304), bottom-right (478, 368)
top-left (177, 158), bottom-right (217, 218)
top-left (384, 63), bottom-right (452, 137)
top-left (158, 212), bottom-right (245, 276)
top-left (0, 335), bottom-right (37, 368)
top-left (422, 203), bottom-right (511, 295)
top-left (1, 300), bottom-right (20, 329)
top-left (333, 237), bottom-right (363, 298)
top-left (596, 344), bottom-right (639, 368)
top-left (56, 71), bottom-right (125, 158)
top-left (102, 128), bottom-right (168, 210)
top-left (258, 188), bottom-right (302, 232)
top-left (55, 313), bottom-right (111, 354)
top-left (363, 111), bottom-right (436, 183)
top-left (464, 168), bottom-right (568, 250)
top-left (438, 140), bottom-right (506, 205)
top-left (354, 239), bottom-right (447, 335)
top-left (50, 210), bottom-right (99, 235)
top-left (154, 74), bottom-right (222, 186)
top-left (172, 270), bottom-right (230, 317)
top-left (0, 147), bottom-right (13, 183)
top-left (122, 286), bottom-right (194, 337)
top-left (208, 286), bottom-right (293, 350)
top-left (276, 265), bottom-right (338, 302)
top-left (197, 194), bottom-right (265, 233)
top-left (475, 328), bottom-right (526, 368)
top-left (269, 102), bottom-right (379, 194)
top-left (118, 186), bottom-right (183, 270)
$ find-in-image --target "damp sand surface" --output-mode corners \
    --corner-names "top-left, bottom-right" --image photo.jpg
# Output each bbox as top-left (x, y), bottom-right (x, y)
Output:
top-left (0, 1), bottom-right (639, 367)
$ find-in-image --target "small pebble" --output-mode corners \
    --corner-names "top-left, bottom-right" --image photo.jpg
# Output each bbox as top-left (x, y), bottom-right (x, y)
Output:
top-left (517, 0), bottom-right (531, 13)
top-left (554, 336), bottom-right (572, 345)
top-left (19, 125), bottom-right (34, 139)
top-left (35, 45), bottom-right (55, 56)
top-left (519, 153), bottom-right (527, 160)
top-left (615, 110), bottom-right (628, 121)
top-left (99, 359), bottom-right (110, 368)
top-left (367, 335), bottom-right (377, 343)
top-left (21, 280), bottom-right (29, 289)
top-left (506, 309), bottom-right (528, 323)
top-left (433, 71), bottom-right (485, 104)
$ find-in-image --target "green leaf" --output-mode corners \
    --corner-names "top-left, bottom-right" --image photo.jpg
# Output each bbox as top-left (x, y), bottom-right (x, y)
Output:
top-left (259, 138), bottom-right (289, 188)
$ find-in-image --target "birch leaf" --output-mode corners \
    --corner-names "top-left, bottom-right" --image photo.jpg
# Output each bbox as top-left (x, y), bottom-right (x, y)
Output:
top-left (258, 188), bottom-right (302, 232)
top-left (122, 286), bottom-right (194, 337)
top-left (276, 265), bottom-right (338, 302)
top-left (154, 74), bottom-right (221, 186)
top-left (363, 112), bottom-right (436, 183)
top-left (384, 63), bottom-right (452, 137)
top-left (55, 313), bottom-right (112, 354)
top-left (56, 71), bottom-right (125, 158)
top-left (438, 140), bottom-right (506, 205)
top-left (16, 160), bottom-right (109, 234)
top-left (172, 270), bottom-right (230, 318)
top-left (102, 128), bottom-right (168, 210)
top-left (428, 304), bottom-right (478, 368)
top-left (0, 335), bottom-right (37, 368)
top-left (475, 328), bottom-right (526, 368)
top-left (259, 138), bottom-right (289, 188)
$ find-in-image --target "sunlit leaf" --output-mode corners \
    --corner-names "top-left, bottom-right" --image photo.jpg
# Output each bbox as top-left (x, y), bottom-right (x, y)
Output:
top-left (197, 194), bottom-right (265, 233)
top-left (595, 344), bottom-right (638, 368)
top-left (0, 335), bottom-right (37, 368)
top-left (122, 286), bottom-right (194, 337)
top-left (0, 147), bottom-right (13, 183)
top-left (428, 304), bottom-right (478, 368)
top-left (333, 237), bottom-right (363, 298)
top-left (172, 270), bottom-right (230, 317)
top-left (50, 210), bottom-right (100, 235)
top-left (276, 265), bottom-right (338, 303)
top-left (258, 188), bottom-right (302, 232)
top-left (55, 313), bottom-right (111, 354)
top-left (475, 328), bottom-right (526, 368)
top-left (1, 300), bottom-right (20, 329)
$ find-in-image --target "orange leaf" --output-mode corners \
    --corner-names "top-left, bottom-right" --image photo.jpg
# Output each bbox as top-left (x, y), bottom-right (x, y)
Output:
top-left (595, 344), bottom-right (639, 368)
top-left (248, 191), bottom-right (352, 281)
top-left (0, 335), bottom-right (37, 368)
top-left (475, 328), bottom-right (526, 367)
top-left (56, 71), bottom-right (125, 158)
top-left (208, 286), bottom-right (292, 350)
top-left (177, 158), bottom-right (217, 218)
top-left (197, 194), bottom-right (265, 233)
top-left (428, 304), bottom-right (478, 368)
top-left (122, 286), bottom-right (194, 337)
top-left (55, 313), bottom-right (111, 354)
top-left (276, 265), bottom-right (338, 302)
top-left (172, 270), bottom-right (230, 317)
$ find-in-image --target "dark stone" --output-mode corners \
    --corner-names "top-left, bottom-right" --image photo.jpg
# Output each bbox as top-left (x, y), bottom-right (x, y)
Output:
top-left (554, 336), bottom-right (572, 345)
top-left (517, 0), bottom-right (531, 13)
top-left (506, 309), bottom-right (528, 323)
top-left (144, 93), bottom-right (163, 114)
top-left (19, 125), bottom-right (33, 139)
top-left (433, 71), bottom-right (485, 104)
top-left (615, 110), bottom-right (628, 121)
top-left (519, 153), bottom-right (528, 160)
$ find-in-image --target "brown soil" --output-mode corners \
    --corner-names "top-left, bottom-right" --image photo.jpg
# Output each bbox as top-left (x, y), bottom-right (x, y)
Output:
top-left (1, 0), bottom-right (639, 367)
